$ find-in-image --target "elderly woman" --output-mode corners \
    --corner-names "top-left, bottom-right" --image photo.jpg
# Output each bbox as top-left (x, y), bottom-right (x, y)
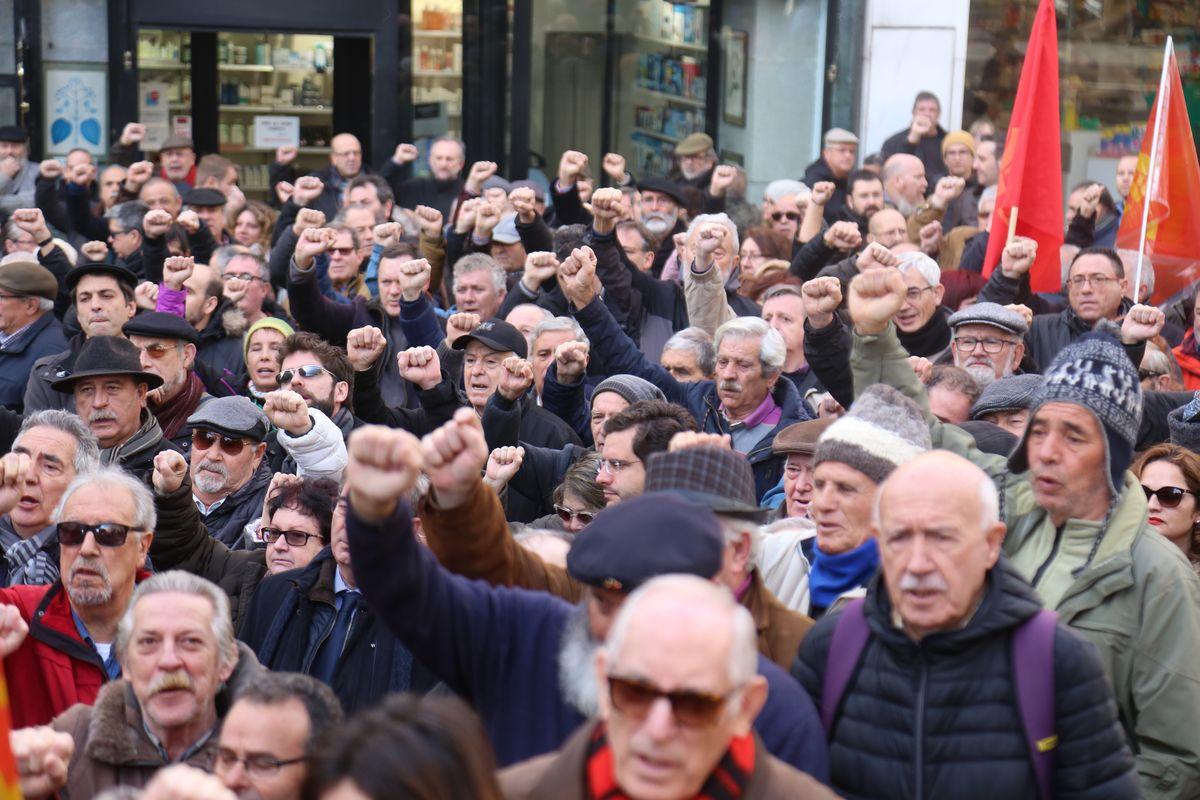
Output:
top-left (243, 317), bottom-right (295, 405)
top-left (230, 200), bottom-right (277, 254)
top-left (1131, 444), bottom-right (1200, 572)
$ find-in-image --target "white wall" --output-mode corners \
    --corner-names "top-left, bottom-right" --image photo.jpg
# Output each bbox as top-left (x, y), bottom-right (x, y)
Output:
top-left (858, 0), bottom-right (970, 156)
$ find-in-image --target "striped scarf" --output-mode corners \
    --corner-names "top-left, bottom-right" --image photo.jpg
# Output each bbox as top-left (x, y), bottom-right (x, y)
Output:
top-left (0, 516), bottom-right (59, 586)
top-left (585, 722), bottom-right (755, 800)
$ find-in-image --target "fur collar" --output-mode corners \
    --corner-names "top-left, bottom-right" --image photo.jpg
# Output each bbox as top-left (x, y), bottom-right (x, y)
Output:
top-left (221, 306), bottom-right (249, 338)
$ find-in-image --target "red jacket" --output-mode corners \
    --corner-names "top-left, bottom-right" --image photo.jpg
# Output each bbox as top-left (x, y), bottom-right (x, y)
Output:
top-left (1174, 343), bottom-right (1200, 391)
top-left (2, 582), bottom-right (107, 729)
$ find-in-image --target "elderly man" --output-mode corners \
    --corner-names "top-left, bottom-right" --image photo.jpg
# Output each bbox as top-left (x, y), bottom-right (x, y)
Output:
top-left (124, 311), bottom-right (211, 454)
top-left (881, 153), bottom-right (928, 217)
top-left (0, 411), bottom-right (100, 586)
top-left (946, 302), bottom-right (1028, 387)
top-left (341, 412), bottom-right (829, 777)
top-left (795, 451), bottom-right (1139, 798)
top-left (271, 132), bottom-right (366, 219)
top-left (222, 248), bottom-right (275, 326)
top-left (847, 267), bottom-right (1200, 798)
top-left (681, 213), bottom-right (761, 337)
top-left (501, 575), bottom-right (837, 799)
top-left (52, 335), bottom-right (182, 481)
top-left (155, 133), bottom-right (198, 189)
top-left (802, 128), bottom-right (859, 223)
top-left (0, 260), bottom-right (66, 410)
top-left (0, 467), bottom-right (154, 727)
top-left (969, 373), bottom-right (1041, 438)
top-left (660, 327), bottom-right (715, 383)
top-left (382, 137), bottom-right (465, 217)
top-left (103, 200), bottom-right (149, 277)
top-left (0, 126), bottom-right (38, 213)
top-left (529, 316), bottom-right (586, 399)
top-left (771, 418), bottom-right (835, 523)
top-left (635, 177), bottom-right (688, 275)
top-left (452, 252), bottom-right (508, 320)
top-left (880, 91), bottom-right (947, 184)
top-left (185, 396), bottom-right (272, 548)
top-left (761, 285), bottom-right (822, 402)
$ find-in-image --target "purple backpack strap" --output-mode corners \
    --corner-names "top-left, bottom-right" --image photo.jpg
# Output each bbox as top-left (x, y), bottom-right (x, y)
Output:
top-left (821, 598), bottom-right (870, 735)
top-left (1012, 609), bottom-right (1059, 800)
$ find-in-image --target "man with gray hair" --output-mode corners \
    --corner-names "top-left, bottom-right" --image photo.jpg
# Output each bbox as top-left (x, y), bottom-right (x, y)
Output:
top-left (661, 326), bottom-right (716, 383)
top-left (802, 127), bottom-right (860, 223)
top-left (947, 302), bottom-right (1028, 387)
top-left (529, 315), bottom-right (587, 399)
top-left (452, 252), bottom-right (507, 320)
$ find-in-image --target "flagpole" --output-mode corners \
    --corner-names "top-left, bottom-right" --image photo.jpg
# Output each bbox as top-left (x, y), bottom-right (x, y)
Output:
top-left (1134, 36), bottom-right (1173, 296)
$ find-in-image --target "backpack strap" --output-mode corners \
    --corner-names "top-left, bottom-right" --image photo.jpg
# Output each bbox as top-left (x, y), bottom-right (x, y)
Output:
top-left (1012, 609), bottom-right (1059, 800)
top-left (820, 597), bottom-right (870, 735)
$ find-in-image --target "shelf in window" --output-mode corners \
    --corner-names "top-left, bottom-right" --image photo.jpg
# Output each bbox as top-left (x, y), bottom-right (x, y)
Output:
top-left (219, 105), bottom-right (333, 115)
top-left (414, 69), bottom-right (461, 78)
top-left (413, 29), bottom-right (462, 39)
top-left (632, 128), bottom-right (682, 144)
top-left (634, 35), bottom-right (707, 54)
top-left (140, 60), bottom-right (188, 70)
top-left (218, 64), bottom-right (275, 73)
top-left (634, 87), bottom-right (705, 108)
top-left (221, 146), bottom-right (330, 155)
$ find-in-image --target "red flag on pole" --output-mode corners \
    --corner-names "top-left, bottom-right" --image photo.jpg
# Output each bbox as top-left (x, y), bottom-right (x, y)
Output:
top-left (0, 666), bottom-right (21, 800)
top-left (982, 0), bottom-right (1062, 291)
top-left (1116, 37), bottom-right (1200, 305)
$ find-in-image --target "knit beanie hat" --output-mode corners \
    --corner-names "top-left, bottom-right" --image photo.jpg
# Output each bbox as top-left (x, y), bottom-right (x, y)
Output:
top-left (592, 374), bottom-right (666, 406)
top-left (813, 384), bottom-right (931, 484)
top-left (941, 129), bottom-right (976, 158)
top-left (1168, 392), bottom-right (1200, 453)
top-left (970, 374), bottom-right (1043, 420)
top-left (1008, 332), bottom-right (1142, 496)
top-left (243, 316), bottom-right (296, 360)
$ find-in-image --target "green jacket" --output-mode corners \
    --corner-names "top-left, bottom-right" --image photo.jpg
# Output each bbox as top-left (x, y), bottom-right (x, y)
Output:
top-left (851, 323), bottom-right (1200, 800)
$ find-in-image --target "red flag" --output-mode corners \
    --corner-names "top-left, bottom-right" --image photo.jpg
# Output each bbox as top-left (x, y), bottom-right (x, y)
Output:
top-left (1115, 38), bottom-right (1200, 305)
top-left (982, 0), bottom-right (1062, 292)
top-left (0, 667), bottom-right (20, 800)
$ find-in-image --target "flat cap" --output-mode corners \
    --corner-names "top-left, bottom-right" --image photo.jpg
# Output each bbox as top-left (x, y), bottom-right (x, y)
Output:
top-left (123, 311), bottom-right (200, 344)
top-left (675, 132), bottom-right (714, 156)
top-left (637, 176), bottom-right (687, 206)
top-left (0, 260), bottom-right (59, 301)
top-left (644, 447), bottom-right (765, 520)
top-left (823, 127), bottom-right (859, 146)
top-left (773, 418), bottom-right (837, 456)
top-left (0, 126), bottom-right (28, 143)
top-left (65, 262), bottom-right (138, 292)
top-left (158, 133), bottom-right (194, 151)
top-left (183, 187), bottom-right (226, 207)
top-left (482, 175), bottom-right (512, 194)
top-left (947, 302), bottom-right (1029, 336)
top-left (566, 493), bottom-right (724, 592)
top-left (492, 214), bottom-right (520, 245)
top-left (187, 396), bottom-right (270, 443)
top-left (970, 374), bottom-right (1043, 419)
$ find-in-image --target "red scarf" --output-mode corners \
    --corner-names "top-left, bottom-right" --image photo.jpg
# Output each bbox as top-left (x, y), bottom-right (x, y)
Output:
top-left (585, 722), bottom-right (755, 800)
top-left (151, 371), bottom-right (206, 440)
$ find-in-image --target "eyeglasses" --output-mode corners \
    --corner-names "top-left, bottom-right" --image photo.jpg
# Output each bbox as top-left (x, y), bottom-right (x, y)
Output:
top-left (770, 211), bottom-right (800, 222)
top-left (904, 286), bottom-right (935, 302)
top-left (224, 272), bottom-right (265, 283)
top-left (214, 748), bottom-right (307, 779)
top-left (597, 457), bottom-right (640, 475)
top-left (261, 527), bottom-right (324, 547)
top-left (328, 246), bottom-right (356, 256)
top-left (607, 674), bottom-right (736, 728)
top-left (57, 521), bottom-right (137, 547)
top-left (136, 343), bottom-right (179, 360)
top-left (277, 364), bottom-right (332, 386)
top-left (1067, 274), bottom-right (1118, 289)
top-left (952, 336), bottom-right (1016, 354)
top-left (1141, 485), bottom-right (1194, 508)
top-left (554, 505), bottom-right (595, 525)
top-left (192, 430), bottom-right (251, 456)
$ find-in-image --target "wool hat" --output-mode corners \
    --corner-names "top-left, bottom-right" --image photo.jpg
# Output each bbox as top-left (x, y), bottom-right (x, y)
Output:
top-left (566, 493), bottom-right (724, 592)
top-left (644, 446), bottom-right (766, 520)
top-left (941, 129), bottom-right (976, 158)
top-left (1168, 393), bottom-right (1200, 453)
top-left (970, 374), bottom-right (1043, 419)
top-left (123, 311), bottom-right (200, 345)
top-left (50, 335), bottom-right (163, 392)
top-left (948, 302), bottom-right (1029, 336)
top-left (773, 418), bottom-right (836, 456)
top-left (813, 384), bottom-right (931, 484)
top-left (1008, 332), bottom-right (1142, 496)
top-left (0, 260), bottom-right (58, 301)
top-left (675, 132), bottom-right (714, 156)
top-left (188, 396), bottom-right (271, 443)
top-left (243, 317), bottom-right (296, 359)
top-left (592, 374), bottom-right (665, 406)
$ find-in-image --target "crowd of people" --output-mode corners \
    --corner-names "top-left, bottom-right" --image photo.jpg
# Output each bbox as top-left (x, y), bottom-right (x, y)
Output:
top-left (0, 85), bottom-right (1195, 799)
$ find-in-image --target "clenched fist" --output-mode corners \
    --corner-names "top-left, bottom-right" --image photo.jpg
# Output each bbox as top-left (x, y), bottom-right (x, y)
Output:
top-left (162, 255), bottom-right (194, 291)
top-left (708, 164), bottom-right (737, 197)
top-left (346, 326), bottom-right (388, 372)
top-left (801, 277), bottom-right (843, 328)
top-left (810, 181), bottom-right (835, 207)
top-left (1000, 235), bottom-right (1038, 278)
top-left (291, 175), bottom-right (325, 207)
top-left (392, 143), bottom-right (419, 164)
top-left (931, 176), bottom-right (966, 210)
top-left (824, 220), bottom-right (862, 252)
top-left (176, 209), bottom-right (201, 235)
top-left (1120, 303), bottom-right (1166, 345)
top-left (397, 345), bottom-right (442, 390)
top-left (0, 453), bottom-right (32, 518)
top-left (119, 122), bottom-right (147, 147)
top-left (455, 197), bottom-right (484, 235)
top-left (275, 145), bottom-right (298, 166)
top-left (414, 205), bottom-right (444, 240)
top-left (12, 725), bottom-right (73, 799)
top-left (602, 152), bottom-right (627, 182)
top-left (10, 208), bottom-right (51, 246)
top-left (143, 208), bottom-right (173, 239)
top-left (445, 312), bottom-right (481, 346)
top-left (152, 450), bottom-right (188, 495)
top-left (39, 159), bottom-right (64, 180)
top-left (557, 246), bottom-right (599, 309)
top-left (398, 258), bottom-right (432, 302)
top-left (466, 161), bottom-right (498, 194)
top-left (553, 340), bottom-right (589, 384)
top-left (294, 226), bottom-right (336, 269)
top-left (420, 408), bottom-right (489, 510)
top-left (497, 356), bottom-right (534, 401)
top-left (590, 186), bottom-right (624, 234)
top-left (848, 268), bottom-right (908, 335)
top-left (292, 207), bottom-right (326, 236)
top-left (345, 425), bottom-right (424, 522)
top-left (373, 222), bottom-right (401, 249)
top-left (80, 240), bottom-right (109, 263)
top-left (558, 150), bottom-right (588, 187)
top-left (484, 445), bottom-right (526, 492)
top-left (0, 604), bottom-right (29, 660)
top-left (522, 251), bottom-right (559, 293)
top-left (509, 186), bottom-right (538, 224)
top-left (125, 160), bottom-right (155, 188)
top-left (263, 390), bottom-right (314, 437)
top-left (856, 241), bottom-right (900, 272)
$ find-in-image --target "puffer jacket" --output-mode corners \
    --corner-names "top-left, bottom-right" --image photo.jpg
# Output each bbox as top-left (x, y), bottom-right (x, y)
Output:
top-left (793, 560), bottom-right (1138, 800)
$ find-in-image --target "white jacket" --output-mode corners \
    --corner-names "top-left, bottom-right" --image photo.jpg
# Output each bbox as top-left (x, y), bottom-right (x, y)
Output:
top-left (276, 407), bottom-right (348, 483)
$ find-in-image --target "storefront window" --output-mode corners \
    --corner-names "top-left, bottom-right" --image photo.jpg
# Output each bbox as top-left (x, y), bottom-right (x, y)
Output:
top-left (411, 0), bottom-right (464, 172)
top-left (137, 29), bottom-right (193, 149)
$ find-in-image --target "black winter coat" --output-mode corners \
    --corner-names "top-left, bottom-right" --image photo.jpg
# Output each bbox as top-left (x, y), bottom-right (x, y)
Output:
top-left (793, 559), bottom-right (1139, 800)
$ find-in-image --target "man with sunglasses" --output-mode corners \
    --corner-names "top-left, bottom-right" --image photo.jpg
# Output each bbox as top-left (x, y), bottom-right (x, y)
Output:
top-left (124, 311), bottom-right (212, 455)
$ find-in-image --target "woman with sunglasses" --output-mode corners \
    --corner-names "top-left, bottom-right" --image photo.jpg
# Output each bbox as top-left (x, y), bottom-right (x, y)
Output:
top-left (1131, 444), bottom-right (1200, 572)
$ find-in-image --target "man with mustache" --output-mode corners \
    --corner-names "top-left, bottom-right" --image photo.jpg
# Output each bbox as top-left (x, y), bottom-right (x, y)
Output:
top-left (634, 177), bottom-right (688, 277)
top-left (946, 302), bottom-right (1028, 387)
top-left (124, 311), bottom-right (212, 454)
top-left (794, 451), bottom-right (1138, 798)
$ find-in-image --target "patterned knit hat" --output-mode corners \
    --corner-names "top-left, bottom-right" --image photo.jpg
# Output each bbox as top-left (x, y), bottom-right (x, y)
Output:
top-left (1008, 332), bottom-right (1142, 495)
top-left (1168, 393), bottom-right (1200, 453)
top-left (813, 384), bottom-right (931, 484)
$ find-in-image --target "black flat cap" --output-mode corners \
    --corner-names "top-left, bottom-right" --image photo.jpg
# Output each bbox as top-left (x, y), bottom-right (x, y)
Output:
top-left (50, 336), bottom-right (163, 392)
top-left (0, 260), bottom-right (59, 301)
top-left (0, 126), bottom-right (28, 143)
top-left (65, 262), bottom-right (138, 292)
top-left (183, 187), bottom-right (227, 207)
top-left (123, 311), bottom-right (199, 344)
top-left (644, 447), bottom-right (767, 521)
top-left (637, 177), bottom-right (687, 206)
top-left (450, 318), bottom-right (528, 359)
top-left (566, 493), bottom-right (724, 592)
top-left (188, 396), bottom-right (270, 442)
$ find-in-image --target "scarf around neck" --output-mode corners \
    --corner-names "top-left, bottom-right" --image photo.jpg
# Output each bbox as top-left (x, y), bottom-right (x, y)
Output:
top-left (809, 538), bottom-right (880, 611)
top-left (151, 371), bottom-right (206, 440)
top-left (585, 722), bottom-right (755, 800)
top-left (101, 410), bottom-right (166, 467)
top-left (0, 516), bottom-right (59, 586)
top-left (896, 306), bottom-right (951, 358)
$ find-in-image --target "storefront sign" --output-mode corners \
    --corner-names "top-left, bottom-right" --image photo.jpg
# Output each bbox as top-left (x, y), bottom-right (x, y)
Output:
top-left (44, 65), bottom-right (108, 156)
top-left (173, 116), bottom-right (193, 140)
top-left (253, 116), bottom-right (301, 149)
top-left (139, 81), bottom-right (172, 151)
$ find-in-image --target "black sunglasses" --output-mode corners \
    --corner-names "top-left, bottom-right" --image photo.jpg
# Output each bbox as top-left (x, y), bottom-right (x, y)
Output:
top-left (276, 364), bottom-right (331, 386)
top-left (261, 527), bottom-right (324, 548)
top-left (607, 675), bottom-right (733, 728)
top-left (193, 430), bottom-right (251, 456)
top-left (57, 521), bottom-right (136, 547)
top-left (771, 211), bottom-right (800, 222)
top-left (1141, 485), bottom-right (1194, 508)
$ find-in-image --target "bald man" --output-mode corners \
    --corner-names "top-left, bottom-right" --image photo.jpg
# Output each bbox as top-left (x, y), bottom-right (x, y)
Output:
top-left (270, 131), bottom-right (371, 220)
top-left (881, 154), bottom-right (927, 217)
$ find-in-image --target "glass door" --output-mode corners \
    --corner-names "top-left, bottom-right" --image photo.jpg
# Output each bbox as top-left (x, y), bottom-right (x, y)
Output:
top-left (136, 28), bottom-right (193, 150)
top-left (411, 0), bottom-right (463, 170)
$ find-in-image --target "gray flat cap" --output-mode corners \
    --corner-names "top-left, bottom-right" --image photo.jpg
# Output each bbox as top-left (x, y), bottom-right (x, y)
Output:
top-left (187, 396), bottom-right (271, 442)
top-left (948, 302), bottom-right (1030, 336)
top-left (970, 374), bottom-right (1044, 419)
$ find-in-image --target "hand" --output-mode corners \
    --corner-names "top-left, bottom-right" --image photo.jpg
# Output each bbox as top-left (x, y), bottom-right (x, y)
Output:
top-left (275, 145), bottom-right (298, 166)
top-left (553, 340), bottom-right (589, 384)
top-left (222, 276), bottom-right (248, 306)
top-left (10, 209), bottom-right (51, 245)
top-left (260, 472), bottom-right (305, 532)
top-left (918, 220), bottom-right (942, 255)
top-left (474, 200), bottom-right (503, 237)
top-left (930, 176), bottom-right (966, 210)
top-left (856, 241), bottom-right (901, 272)
top-left (0, 604), bottom-right (28, 659)
top-left (292, 207), bottom-right (326, 236)
top-left (823, 220), bottom-right (862, 252)
top-left (392, 142), bottom-right (419, 164)
top-left (483, 446), bottom-right (526, 493)
top-left (509, 186), bottom-right (538, 224)
top-left (695, 222), bottom-right (726, 261)
top-left (907, 355), bottom-right (933, 383)
top-left (590, 187), bottom-right (623, 234)
top-left (708, 164), bottom-right (737, 197)
top-left (1000, 235), bottom-right (1038, 278)
top-left (263, 390), bottom-right (314, 437)
top-left (345, 426), bottom-right (424, 522)
top-left (141, 764), bottom-right (237, 800)
top-left (80, 240), bottom-right (108, 263)
top-left (1121, 303), bottom-right (1166, 344)
top-left (294, 226), bottom-right (336, 269)
top-left (143, 208), bottom-right (173, 239)
top-left (119, 122), bottom-right (147, 147)
top-left (908, 113), bottom-right (935, 144)
top-left (373, 222), bottom-right (401, 249)
top-left (522, 251), bottom-right (559, 293)
top-left (226, 185), bottom-right (246, 215)
top-left (39, 159), bottom-right (63, 180)
top-left (162, 256), bottom-right (194, 291)
top-left (0, 158), bottom-right (18, 180)
top-left (397, 345), bottom-right (442, 390)
top-left (414, 205), bottom-right (444, 239)
top-left (291, 175), bottom-right (325, 207)
top-left (810, 181), bottom-right (835, 207)
top-left (0, 453), bottom-right (32, 517)
top-left (346, 326), bottom-right (388, 372)
top-left (801, 276), bottom-right (843, 328)
top-left (602, 152), bottom-right (627, 182)
top-left (398, 258), bottom-right (431, 302)
top-left (1076, 183), bottom-right (1102, 220)
top-left (557, 246), bottom-right (599, 308)
top-left (668, 431), bottom-right (732, 452)
top-left (12, 726), bottom-right (73, 800)
top-left (445, 312), bottom-right (480, 346)
top-left (421, 408), bottom-right (490, 510)
top-left (465, 161), bottom-right (498, 194)
top-left (558, 150), bottom-right (588, 187)
top-left (125, 160), bottom-right (155, 189)
top-left (275, 180), bottom-right (295, 205)
top-left (816, 394), bottom-right (846, 419)
top-left (68, 162), bottom-right (96, 187)
top-left (497, 356), bottom-right (534, 401)
top-left (673, 232), bottom-right (691, 265)
top-left (175, 209), bottom-right (201, 235)
top-left (848, 268), bottom-right (908, 335)
top-left (454, 197), bottom-right (484, 234)
top-left (152, 450), bottom-right (188, 495)
top-left (134, 281), bottom-right (159, 310)
top-left (1005, 303), bottom-right (1034, 329)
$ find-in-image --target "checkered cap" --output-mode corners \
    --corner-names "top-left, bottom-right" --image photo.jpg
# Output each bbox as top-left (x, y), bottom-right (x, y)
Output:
top-left (644, 446), bottom-right (764, 519)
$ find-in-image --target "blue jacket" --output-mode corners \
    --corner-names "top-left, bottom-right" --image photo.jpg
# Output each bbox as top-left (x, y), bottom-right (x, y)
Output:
top-left (347, 502), bottom-right (830, 781)
top-left (0, 313), bottom-right (67, 411)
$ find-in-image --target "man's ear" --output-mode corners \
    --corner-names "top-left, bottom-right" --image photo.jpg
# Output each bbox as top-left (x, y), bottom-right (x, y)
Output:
top-left (181, 342), bottom-right (197, 371)
top-left (334, 380), bottom-right (350, 406)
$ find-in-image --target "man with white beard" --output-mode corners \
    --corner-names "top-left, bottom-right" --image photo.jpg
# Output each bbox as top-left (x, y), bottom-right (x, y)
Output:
top-left (634, 177), bottom-right (688, 276)
top-left (946, 302), bottom-right (1028, 387)
top-left (185, 396), bottom-right (272, 548)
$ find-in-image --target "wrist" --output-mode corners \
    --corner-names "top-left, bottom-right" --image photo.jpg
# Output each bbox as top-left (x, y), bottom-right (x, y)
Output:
top-left (349, 492), bottom-right (398, 524)
top-left (854, 320), bottom-right (890, 336)
top-left (285, 416), bottom-right (315, 437)
top-left (36, 232), bottom-right (54, 247)
top-left (417, 376), bottom-right (442, 391)
top-left (907, 132), bottom-right (921, 145)
top-left (808, 312), bottom-right (835, 329)
top-left (520, 276), bottom-right (540, 294)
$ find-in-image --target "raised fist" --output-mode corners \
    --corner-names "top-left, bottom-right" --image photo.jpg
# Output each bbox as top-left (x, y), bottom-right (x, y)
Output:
top-left (398, 258), bottom-right (432, 301)
top-left (292, 207), bottom-right (326, 236)
top-left (848, 268), bottom-right (908, 335)
top-left (856, 241), bottom-right (900, 272)
top-left (176, 209), bottom-right (201, 235)
top-left (810, 181), bottom-right (835, 207)
top-left (553, 340), bottom-right (589, 384)
top-left (263, 390), bottom-right (313, 437)
top-left (126, 160), bottom-right (155, 188)
top-left (931, 176), bottom-right (966, 210)
top-left (261, 472), bottom-right (305, 533)
top-left (466, 161), bottom-right (498, 194)
top-left (708, 164), bottom-right (737, 197)
top-left (275, 145), bottom-right (298, 166)
top-left (345, 425), bottom-right (424, 522)
top-left (39, 159), bottom-right (63, 180)
top-left (1076, 183), bottom-right (1103, 220)
top-left (497, 356), bottom-right (534, 401)
top-left (0, 453), bottom-right (32, 518)
top-left (1000, 235), bottom-right (1038, 278)
top-left (373, 222), bottom-right (401, 249)
top-left (346, 326), bottom-right (388, 372)
top-left (557, 246), bottom-right (599, 309)
top-left (558, 150), bottom-right (588, 186)
top-left (222, 276), bottom-right (249, 306)
top-left (801, 276), bottom-right (843, 328)
top-left (12, 725), bottom-right (73, 799)
top-left (445, 312), bottom-right (481, 346)
top-left (142, 764), bottom-right (237, 800)
top-left (590, 187), bottom-right (623, 234)
top-left (142, 208), bottom-right (173, 239)
top-left (1121, 303), bottom-right (1166, 345)
top-left (68, 161), bottom-right (96, 187)
top-left (80, 240), bottom-right (108, 263)
top-left (474, 199), bottom-right (503, 237)
top-left (392, 143), bottom-right (419, 164)
top-left (1005, 304), bottom-right (1034, 330)
top-left (695, 222), bottom-right (728, 258)
top-left (454, 197), bottom-right (484, 234)
top-left (602, 152), bottom-right (627, 182)
top-left (509, 186), bottom-right (538, 223)
top-left (484, 446), bottom-right (525, 492)
top-left (134, 281), bottom-right (159, 310)
top-left (669, 431), bottom-right (732, 452)
top-left (397, 345), bottom-right (442, 390)
top-left (918, 220), bottom-right (943, 255)
top-left (823, 220), bottom-right (862, 252)
top-left (152, 450), bottom-right (188, 495)
top-left (907, 355), bottom-right (933, 383)
top-left (522, 251), bottom-right (559, 293)
top-left (119, 122), bottom-right (147, 146)
top-left (414, 205), bottom-right (444, 240)
top-left (162, 255), bottom-right (194, 291)
top-left (275, 180), bottom-right (295, 205)
top-left (908, 113), bottom-right (936, 143)
top-left (420, 408), bottom-right (489, 509)
top-left (291, 175), bottom-right (325, 207)
top-left (0, 604), bottom-right (29, 660)
top-left (294, 226), bottom-right (336, 269)
top-left (10, 208), bottom-right (50, 244)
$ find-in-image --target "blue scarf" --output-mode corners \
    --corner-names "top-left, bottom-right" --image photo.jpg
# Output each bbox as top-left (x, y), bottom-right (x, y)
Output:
top-left (809, 538), bottom-right (879, 611)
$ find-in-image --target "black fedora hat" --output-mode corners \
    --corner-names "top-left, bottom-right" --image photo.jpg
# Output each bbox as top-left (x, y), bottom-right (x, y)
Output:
top-left (50, 336), bottom-right (163, 393)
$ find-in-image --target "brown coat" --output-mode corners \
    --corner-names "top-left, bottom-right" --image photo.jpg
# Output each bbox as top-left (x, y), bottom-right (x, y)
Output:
top-left (500, 722), bottom-right (840, 800)
top-left (421, 480), bottom-right (814, 668)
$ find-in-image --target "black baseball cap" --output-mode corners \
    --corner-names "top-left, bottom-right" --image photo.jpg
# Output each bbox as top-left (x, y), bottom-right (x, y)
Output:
top-left (450, 318), bottom-right (528, 359)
